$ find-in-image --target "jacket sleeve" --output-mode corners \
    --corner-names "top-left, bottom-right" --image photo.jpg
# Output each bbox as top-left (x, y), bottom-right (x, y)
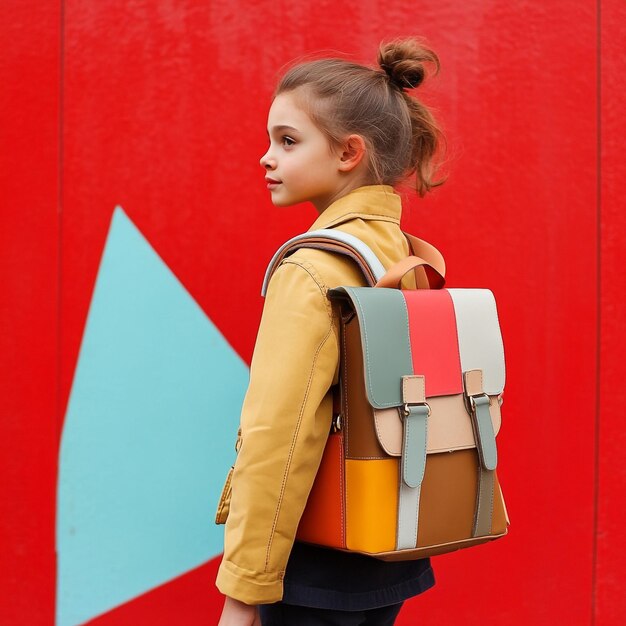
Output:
top-left (215, 258), bottom-right (340, 604)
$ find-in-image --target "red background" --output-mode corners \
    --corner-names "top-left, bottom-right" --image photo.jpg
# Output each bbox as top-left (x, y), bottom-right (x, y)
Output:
top-left (1, 1), bottom-right (624, 624)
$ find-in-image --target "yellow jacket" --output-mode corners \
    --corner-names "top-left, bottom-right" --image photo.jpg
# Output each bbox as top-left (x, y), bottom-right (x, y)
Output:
top-left (215, 184), bottom-right (418, 604)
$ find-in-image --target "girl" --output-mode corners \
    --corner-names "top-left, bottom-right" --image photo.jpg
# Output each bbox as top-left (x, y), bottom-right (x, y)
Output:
top-left (216, 36), bottom-right (446, 626)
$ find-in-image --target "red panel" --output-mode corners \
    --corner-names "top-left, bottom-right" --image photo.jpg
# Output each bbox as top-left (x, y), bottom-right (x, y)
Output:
top-left (0, 2), bottom-right (59, 624)
top-left (596, 0), bottom-right (626, 623)
top-left (404, 290), bottom-right (463, 397)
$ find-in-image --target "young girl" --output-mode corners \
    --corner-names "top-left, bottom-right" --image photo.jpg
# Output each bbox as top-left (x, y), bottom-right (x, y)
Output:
top-left (216, 37), bottom-right (446, 626)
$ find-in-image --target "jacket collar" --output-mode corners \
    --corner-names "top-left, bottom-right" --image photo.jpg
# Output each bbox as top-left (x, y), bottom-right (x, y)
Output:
top-left (307, 184), bottom-right (402, 231)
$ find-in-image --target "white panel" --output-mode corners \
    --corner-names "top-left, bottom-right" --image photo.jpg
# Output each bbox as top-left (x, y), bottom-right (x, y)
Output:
top-left (397, 483), bottom-right (421, 550)
top-left (448, 289), bottom-right (506, 394)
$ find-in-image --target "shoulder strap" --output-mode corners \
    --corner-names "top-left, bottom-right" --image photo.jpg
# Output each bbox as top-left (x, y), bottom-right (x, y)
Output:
top-left (261, 228), bottom-right (446, 297)
top-left (261, 229), bottom-right (386, 296)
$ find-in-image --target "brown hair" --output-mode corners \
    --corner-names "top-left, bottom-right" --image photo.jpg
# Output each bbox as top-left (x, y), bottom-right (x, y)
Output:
top-left (274, 37), bottom-right (447, 197)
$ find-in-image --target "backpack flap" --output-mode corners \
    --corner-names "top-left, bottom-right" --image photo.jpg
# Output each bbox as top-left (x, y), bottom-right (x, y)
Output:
top-left (326, 286), bottom-right (506, 411)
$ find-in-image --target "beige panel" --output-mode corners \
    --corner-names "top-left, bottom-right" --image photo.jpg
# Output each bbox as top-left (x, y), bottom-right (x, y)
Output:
top-left (374, 394), bottom-right (501, 456)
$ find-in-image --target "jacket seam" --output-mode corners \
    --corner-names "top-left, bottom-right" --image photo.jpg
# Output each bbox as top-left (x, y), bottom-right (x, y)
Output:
top-left (283, 258), bottom-right (341, 380)
top-left (263, 261), bottom-right (337, 573)
top-left (281, 258), bottom-right (332, 318)
top-left (264, 323), bottom-right (335, 573)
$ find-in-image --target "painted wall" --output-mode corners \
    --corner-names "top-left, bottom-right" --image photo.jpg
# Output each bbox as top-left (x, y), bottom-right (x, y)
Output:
top-left (1, 1), bottom-right (624, 624)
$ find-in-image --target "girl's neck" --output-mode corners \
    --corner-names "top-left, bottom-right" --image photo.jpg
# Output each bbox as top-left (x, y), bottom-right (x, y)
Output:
top-left (312, 177), bottom-right (375, 215)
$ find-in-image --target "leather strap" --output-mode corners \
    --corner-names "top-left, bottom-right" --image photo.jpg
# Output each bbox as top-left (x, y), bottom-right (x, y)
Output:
top-left (261, 228), bottom-right (446, 296)
top-left (463, 370), bottom-right (498, 471)
top-left (261, 229), bottom-right (387, 295)
top-left (375, 256), bottom-right (445, 290)
top-left (397, 374), bottom-right (429, 550)
top-left (402, 404), bottom-right (429, 488)
top-left (403, 232), bottom-right (446, 278)
top-left (471, 395), bottom-right (498, 471)
top-left (473, 456), bottom-right (495, 537)
top-left (462, 370), bottom-right (498, 538)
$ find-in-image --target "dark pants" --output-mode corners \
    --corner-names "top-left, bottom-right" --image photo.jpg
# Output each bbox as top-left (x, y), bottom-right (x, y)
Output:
top-left (259, 601), bottom-right (404, 625)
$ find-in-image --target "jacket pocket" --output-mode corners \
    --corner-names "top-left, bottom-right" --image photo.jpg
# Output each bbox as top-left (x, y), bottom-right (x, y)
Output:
top-left (215, 466), bottom-right (234, 525)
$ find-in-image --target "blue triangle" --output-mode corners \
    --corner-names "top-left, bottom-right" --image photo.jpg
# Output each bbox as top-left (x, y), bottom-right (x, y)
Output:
top-left (56, 206), bottom-right (248, 626)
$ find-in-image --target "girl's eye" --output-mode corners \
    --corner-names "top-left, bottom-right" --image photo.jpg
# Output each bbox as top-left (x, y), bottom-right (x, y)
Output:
top-left (281, 136), bottom-right (296, 147)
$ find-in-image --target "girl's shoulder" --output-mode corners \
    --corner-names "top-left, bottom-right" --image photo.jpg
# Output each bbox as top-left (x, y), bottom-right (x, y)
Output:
top-left (282, 245), bottom-right (368, 293)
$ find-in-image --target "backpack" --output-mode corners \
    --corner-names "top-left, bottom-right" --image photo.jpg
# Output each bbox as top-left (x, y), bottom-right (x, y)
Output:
top-left (260, 228), bottom-right (509, 560)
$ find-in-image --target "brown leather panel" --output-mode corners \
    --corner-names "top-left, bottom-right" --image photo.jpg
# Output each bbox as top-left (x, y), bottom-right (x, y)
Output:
top-left (374, 394), bottom-right (502, 456)
top-left (343, 318), bottom-right (387, 460)
top-left (347, 530), bottom-right (508, 561)
top-left (417, 449), bottom-right (477, 547)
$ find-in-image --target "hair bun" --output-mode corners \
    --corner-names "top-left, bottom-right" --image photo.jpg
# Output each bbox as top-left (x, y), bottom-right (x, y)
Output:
top-left (377, 37), bottom-right (440, 90)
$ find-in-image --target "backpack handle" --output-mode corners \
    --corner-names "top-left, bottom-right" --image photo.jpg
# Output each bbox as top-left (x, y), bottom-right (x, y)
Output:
top-left (375, 255), bottom-right (446, 290)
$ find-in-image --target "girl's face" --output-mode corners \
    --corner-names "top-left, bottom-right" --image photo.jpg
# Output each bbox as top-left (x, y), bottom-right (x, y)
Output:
top-left (260, 92), bottom-right (348, 213)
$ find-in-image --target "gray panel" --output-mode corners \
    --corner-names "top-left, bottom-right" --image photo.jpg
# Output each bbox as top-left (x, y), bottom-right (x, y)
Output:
top-left (473, 468), bottom-right (495, 537)
top-left (472, 395), bottom-right (498, 470)
top-left (329, 287), bottom-right (413, 409)
top-left (402, 404), bottom-right (429, 488)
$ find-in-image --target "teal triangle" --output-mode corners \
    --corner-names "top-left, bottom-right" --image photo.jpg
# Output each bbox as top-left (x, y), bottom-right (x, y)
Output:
top-left (56, 206), bottom-right (248, 626)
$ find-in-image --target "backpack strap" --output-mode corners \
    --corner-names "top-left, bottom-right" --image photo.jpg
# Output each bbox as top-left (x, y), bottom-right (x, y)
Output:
top-left (261, 229), bottom-right (386, 296)
top-left (261, 228), bottom-right (446, 296)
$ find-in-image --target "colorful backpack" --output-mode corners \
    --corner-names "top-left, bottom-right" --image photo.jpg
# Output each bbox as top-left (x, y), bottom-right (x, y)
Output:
top-left (260, 228), bottom-right (509, 560)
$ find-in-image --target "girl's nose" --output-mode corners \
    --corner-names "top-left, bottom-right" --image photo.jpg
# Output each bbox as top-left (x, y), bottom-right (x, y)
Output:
top-left (260, 150), bottom-right (276, 170)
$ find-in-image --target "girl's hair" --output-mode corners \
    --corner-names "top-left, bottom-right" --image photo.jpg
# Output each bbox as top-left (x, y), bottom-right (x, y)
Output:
top-left (274, 37), bottom-right (447, 197)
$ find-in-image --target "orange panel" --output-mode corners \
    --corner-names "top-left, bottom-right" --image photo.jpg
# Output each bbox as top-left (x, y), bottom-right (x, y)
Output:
top-left (345, 459), bottom-right (398, 553)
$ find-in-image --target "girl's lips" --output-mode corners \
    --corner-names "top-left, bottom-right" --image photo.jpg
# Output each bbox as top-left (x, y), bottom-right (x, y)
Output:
top-left (266, 180), bottom-right (281, 189)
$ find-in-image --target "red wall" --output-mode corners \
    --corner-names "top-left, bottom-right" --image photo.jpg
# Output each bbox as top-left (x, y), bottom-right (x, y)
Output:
top-left (1, 1), bottom-right (624, 624)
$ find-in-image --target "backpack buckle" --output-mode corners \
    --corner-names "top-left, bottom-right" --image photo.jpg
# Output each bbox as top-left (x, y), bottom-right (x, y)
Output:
top-left (331, 412), bottom-right (342, 432)
top-left (467, 392), bottom-right (491, 413)
top-left (403, 402), bottom-right (431, 418)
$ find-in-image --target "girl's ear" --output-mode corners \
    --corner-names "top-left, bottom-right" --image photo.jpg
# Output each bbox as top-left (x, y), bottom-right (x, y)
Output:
top-left (337, 134), bottom-right (367, 172)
